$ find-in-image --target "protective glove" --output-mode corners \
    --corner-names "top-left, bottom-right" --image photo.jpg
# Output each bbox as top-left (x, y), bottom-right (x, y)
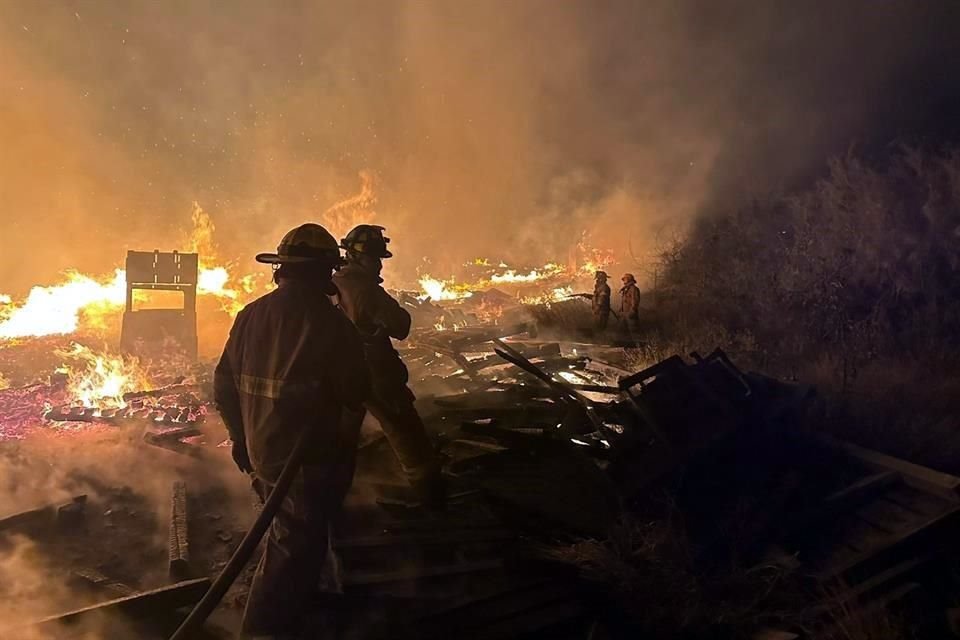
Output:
top-left (231, 438), bottom-right (253, 473)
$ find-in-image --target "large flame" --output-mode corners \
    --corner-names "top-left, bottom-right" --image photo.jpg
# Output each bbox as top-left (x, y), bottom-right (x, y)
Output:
top-left (417, 243), bottom-right (613, 303)
top-left (418, 276), bottom-right (475, 302)
top-left (520, 286), bottom-right (575, 305)
top-left (56, 343), bottom-right (152, 409)
top-left (490, 263), bottom-right (566, 284)
top-left (0, 270), bottom-right (126, 340)
top-left (0, 204), bottom-right (267, 341)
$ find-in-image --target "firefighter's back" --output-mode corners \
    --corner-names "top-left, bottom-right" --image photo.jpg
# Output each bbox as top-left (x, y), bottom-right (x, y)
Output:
top-left (227, 280), bottom-right (365, 480)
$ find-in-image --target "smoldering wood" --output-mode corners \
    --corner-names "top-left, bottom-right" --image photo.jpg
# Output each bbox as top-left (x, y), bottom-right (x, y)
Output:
top-left (0, 494), bottom-right (87, 534)
top-left (169, 480), bottom-right (190, 579)
top-left (19, 577), bottom-right (211, 634)
top-left (70, 567), bottom-right (137, 598)
top-left (143, 430), bottom-right (204, 458)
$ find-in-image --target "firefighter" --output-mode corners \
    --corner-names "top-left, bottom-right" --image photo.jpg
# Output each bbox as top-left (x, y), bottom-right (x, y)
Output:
top-left (619, 272), bottom-right (641, 333)
top-left (333, 224), bottom-right (446, 509)
top-left (592, 270), bottom-right (612, 331)
top-left (214, 223), bottom-right (370, 638)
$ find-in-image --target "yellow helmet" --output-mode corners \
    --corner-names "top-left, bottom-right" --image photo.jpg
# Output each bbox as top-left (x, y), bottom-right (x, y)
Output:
top-left (256, 223), bottom-right (343, 265)
top-left (341, 224), bottom-right (393, 259)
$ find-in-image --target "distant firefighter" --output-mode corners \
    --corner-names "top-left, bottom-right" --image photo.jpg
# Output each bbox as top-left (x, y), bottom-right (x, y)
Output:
top-left (592, 270), bottom-right (612, 331)
top-left (619, 273), bottom-right (641, 332)
top-left (334, 224), bottom-right (447, 509)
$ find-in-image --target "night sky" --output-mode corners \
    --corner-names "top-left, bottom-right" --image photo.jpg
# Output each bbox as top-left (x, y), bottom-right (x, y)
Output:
top-left (2, 1), bottom-right (959, 292)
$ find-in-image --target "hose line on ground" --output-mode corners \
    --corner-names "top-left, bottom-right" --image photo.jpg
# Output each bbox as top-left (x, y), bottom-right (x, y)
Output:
top-left (169, 426), bottom-right (314, 640)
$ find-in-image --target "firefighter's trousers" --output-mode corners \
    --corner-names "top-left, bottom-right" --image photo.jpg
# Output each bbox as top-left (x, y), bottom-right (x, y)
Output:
top-left (241, 459), bottom-right (355, 637)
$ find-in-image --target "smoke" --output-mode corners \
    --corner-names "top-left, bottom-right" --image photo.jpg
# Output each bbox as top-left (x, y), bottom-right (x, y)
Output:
top-left (0, 430), bottom-right (252, 638)
top-left (2, 0), bottom-right (959, 292)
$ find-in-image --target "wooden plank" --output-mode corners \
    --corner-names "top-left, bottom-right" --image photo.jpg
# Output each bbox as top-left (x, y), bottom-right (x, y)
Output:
top-left (344, 559), bottom-right (503, 587)
top-left (452, 438), bottom-right (508, 453)
top-left (334, 528), bottom-right (516, 550)
top-left (816, 504), bottom-right (960, 579)
top-left (752, 630), bottom-right (800, 640)
top-left (882, 484), bottom-right (953, 517)
top-left (70, 568), bottom-right (137, 598)
top-left (169, 481), bottom-right (190, 579)
top-left (829, 556), bottom-right (930, 606)
top-left (810, 434), bottom-right (960, 500)
top-left (0, 494), bottom-right (87, 533)
top-left (21, 578), bottom-right (211, 634)
top-left (492, 339), bottom-right (605, 433)
top-left (459, 420), bottom-right (548, 448)
top-left (149, 425), bottom-right (203, 441)
top-left (566, 383), bottom-right (620, 394)
top-left (143, 431), bottom-right (203, 458)
top-left (584, 358), bottom-right (632, 380)
top-left (855, 498), bottom-right (918, 531)
top-left (782, 472), bottom-right (901, 536)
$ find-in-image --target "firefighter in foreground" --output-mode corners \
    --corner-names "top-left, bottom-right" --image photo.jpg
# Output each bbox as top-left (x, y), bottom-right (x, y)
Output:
top-left (592, 270), bottom-right (612, 331)
top-left (214, 223), bottom-right (370, 638)
top-left (619, 272), bottom-right (641, 333)
top-left (334, 224), bottom-right (446, 508)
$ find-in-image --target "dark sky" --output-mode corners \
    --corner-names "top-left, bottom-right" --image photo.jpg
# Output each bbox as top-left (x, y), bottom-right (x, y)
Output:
top-left (2, 0), bottom-right (959, 292)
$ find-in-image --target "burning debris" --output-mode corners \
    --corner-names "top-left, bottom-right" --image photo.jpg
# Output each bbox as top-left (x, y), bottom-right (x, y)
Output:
top-left (416, 242), bottom-right (614, 306)
top-left (0, 217), bottom-right (954, 638)
top-left (1, 308), bottom-right (960, 638)
top-left (55, 343), bottom-right (152, 410)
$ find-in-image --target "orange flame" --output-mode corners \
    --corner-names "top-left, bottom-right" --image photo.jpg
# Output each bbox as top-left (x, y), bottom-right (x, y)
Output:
top-left (0, 204), bottom-right (269, 341)
top-left (417, 245), bottom-right (613, 302)
top-left (56, 343), bottom-right (152, 409)
top-left (0, 270), bottom-right (126, 340)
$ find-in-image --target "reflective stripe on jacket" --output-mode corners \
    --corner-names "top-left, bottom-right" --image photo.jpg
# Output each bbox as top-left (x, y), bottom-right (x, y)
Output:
top-left (214, 279), bottom-right (370, 481)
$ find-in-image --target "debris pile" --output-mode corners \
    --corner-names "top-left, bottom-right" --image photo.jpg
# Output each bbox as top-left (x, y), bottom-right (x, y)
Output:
top-left (329, 330), bottom-right (960, 638)
top-left (2, 326), bottom-right (960, 638)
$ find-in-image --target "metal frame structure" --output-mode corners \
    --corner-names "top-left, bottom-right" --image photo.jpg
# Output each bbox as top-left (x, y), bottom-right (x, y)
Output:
top-left (119, 250), bottom-right (198, 359)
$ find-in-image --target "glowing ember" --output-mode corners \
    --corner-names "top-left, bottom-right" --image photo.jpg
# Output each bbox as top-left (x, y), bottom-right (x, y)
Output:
top-left (56, 343), bottom-right (152, 409)
top-left (434, 316), bottom-right (466, 331)
top-left (474, 299), bottom-right (505, 323)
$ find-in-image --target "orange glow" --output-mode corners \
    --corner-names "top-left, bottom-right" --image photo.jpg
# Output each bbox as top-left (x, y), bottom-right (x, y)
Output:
top-left (417, 244), bottom-right (613, 303)
top-left (56, 343), bottom-right (152, 409)
top-left (0, 270), bottom-right (126, 340)
top-left (0, 205), bottom-right (269, 341)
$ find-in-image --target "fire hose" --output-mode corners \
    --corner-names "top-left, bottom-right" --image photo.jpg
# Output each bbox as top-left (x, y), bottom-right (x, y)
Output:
top-left (168, 426), bottom-right (314, 640)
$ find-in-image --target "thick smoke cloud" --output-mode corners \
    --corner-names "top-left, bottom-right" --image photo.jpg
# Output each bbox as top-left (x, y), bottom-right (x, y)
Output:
top-left (2, 0), bottom-right (959, 293)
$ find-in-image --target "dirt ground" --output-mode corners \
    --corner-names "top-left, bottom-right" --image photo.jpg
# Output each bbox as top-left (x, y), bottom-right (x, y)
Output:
top-left (0, 415), bottom-right (259, 638)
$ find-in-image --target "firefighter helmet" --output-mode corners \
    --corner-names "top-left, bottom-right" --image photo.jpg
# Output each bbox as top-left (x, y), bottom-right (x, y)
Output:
top-left (341, 224), bottom-right (393, 259)
top-left (255, 223), bottom-right (344, 265)
top-left (622, 273), bottom-right (636, 284)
